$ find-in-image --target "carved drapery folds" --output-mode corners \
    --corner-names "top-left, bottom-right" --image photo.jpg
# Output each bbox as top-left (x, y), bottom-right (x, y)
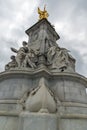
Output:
top-left (5, 41), bottom-right (38, 70)
top-left (5, 39), bottom-right (75, 72)
top-left (5, 19), bottom-right (76, 72)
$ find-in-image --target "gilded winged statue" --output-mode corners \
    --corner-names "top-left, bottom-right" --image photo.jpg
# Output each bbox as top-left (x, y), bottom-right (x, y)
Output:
top-left (38, 6), bottom-right (49, 20)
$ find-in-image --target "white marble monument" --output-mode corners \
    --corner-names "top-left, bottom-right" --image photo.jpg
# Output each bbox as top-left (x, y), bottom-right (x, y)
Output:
top-left (0, 7), bottom-right (87, 130)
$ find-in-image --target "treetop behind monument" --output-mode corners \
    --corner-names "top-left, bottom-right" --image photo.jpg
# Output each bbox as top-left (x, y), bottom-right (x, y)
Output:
top-left (5, 7), bottom-right (76, 73)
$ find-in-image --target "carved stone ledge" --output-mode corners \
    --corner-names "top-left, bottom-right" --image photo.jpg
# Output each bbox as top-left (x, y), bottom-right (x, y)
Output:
top-left (0, 70), bottom-right (87, 87)
top-left (60, 113), bottom-right (87, 119)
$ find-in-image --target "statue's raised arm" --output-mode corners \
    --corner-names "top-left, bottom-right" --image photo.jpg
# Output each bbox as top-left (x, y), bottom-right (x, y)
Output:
top-left (11, 47), bottom-right (18, 53)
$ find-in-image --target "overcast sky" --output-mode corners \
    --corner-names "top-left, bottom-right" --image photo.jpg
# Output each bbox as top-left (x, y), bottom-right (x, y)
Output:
top-left (0, 0), bottom-right (87, 77)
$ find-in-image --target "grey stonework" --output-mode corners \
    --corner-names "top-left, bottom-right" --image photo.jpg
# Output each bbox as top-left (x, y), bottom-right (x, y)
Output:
top-left (0, 70), bottom-right (87, 129)
top-left (0, 18), bottom-right (87, 130)
top-left (5, 19), bottom-right (75, 73)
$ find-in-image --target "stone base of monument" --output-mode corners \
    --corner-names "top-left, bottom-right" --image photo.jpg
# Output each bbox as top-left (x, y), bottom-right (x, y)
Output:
top-left (0, 70), bottom-right (87, 130)
top-left (19, 112), bottom-right (58, 130)
top-left (0, 116), bottom-right (18, 130)
top-left (59, 118), bottom-right (87, 130)
top-left (18, 111), bottom-right (87, 130)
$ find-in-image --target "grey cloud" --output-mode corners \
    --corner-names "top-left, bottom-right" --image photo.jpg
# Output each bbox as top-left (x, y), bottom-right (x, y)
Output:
top-left (0, 37), bottom-right (20, 71)
top-left (0, 1), bottom-right (16, 21)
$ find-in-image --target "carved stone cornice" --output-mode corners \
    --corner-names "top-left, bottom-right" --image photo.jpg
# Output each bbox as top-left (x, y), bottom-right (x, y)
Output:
top-left (0, 70), bottom-right (87, 87)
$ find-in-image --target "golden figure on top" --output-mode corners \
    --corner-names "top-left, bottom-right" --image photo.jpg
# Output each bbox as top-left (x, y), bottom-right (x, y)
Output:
top-left (38, 5), bottom-right (49, 20)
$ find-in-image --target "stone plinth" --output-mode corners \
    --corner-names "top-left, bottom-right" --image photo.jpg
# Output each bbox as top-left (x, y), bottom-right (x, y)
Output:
top-left (19, 112), bottom-right (58, 130)
top-left (0, 69), bottom-right (87, 129)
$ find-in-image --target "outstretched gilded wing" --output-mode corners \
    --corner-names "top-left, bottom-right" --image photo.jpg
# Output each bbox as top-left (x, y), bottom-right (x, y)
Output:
top-left (38, 7), bottom-right (41, 14)
top-left (44, 5), bottom-right (46, 11)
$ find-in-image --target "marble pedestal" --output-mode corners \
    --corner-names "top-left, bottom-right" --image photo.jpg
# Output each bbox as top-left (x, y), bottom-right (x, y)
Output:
top-left (19, 112), bottom-right (58, 130)
top-left (0, 69), bottom-right (87, 130)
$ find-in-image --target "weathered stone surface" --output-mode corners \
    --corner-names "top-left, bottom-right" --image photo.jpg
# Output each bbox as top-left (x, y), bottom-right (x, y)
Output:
top-left (0, 70), bottom-right (87, 113)
top-left (0, 117), bottom-right (18, 130)
top-left (60, 119), bottom-right (87, 130)
top-left (19, 113), bottom-right (58, 130)
top-left (1, 16), bottom-right (87, 130)
top-left (25, 77), bottom-right (57, 113)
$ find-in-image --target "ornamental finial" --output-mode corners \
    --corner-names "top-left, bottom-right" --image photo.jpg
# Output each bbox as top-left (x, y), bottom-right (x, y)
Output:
top-left (38, 5), bottom-right (49, 20)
